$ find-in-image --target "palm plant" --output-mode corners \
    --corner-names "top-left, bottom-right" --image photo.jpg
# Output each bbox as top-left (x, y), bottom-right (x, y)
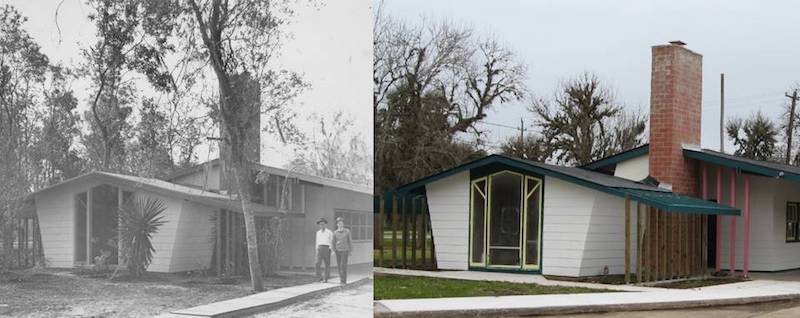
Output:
top-left (118, 196), bottom-right (167, 278)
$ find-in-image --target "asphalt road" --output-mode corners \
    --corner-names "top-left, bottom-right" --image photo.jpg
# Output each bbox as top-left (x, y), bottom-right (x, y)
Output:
top-left (548, 300), bottom-right (800, 318)
top-left (249, 280), bottom-right (373, 318)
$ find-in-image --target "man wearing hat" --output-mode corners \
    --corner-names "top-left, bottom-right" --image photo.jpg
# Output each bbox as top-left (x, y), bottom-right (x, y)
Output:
top-left (315, 217), bottom-right (333, 282)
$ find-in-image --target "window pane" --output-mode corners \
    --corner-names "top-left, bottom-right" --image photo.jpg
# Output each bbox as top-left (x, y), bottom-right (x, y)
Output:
top-left (471, 182), bottom-right (486, 264)
top-left (525, 182), bottom-right (541, 266)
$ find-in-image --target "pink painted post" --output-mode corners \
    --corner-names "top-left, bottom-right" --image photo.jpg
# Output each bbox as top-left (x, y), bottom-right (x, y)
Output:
top-left (729, 168), bottom-right (737, 275)
top-left (715, 167), bottom-right (722, 273)
top-left (743, 175), bottom-right (751, 277)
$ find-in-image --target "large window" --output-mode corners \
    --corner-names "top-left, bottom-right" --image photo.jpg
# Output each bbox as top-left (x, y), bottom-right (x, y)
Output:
top-left (334, 209), bottom-right (373, 241)
top-left (788, 202), bottom-right (800, 242)
top-left (253, 174), bottom-right (304, 213)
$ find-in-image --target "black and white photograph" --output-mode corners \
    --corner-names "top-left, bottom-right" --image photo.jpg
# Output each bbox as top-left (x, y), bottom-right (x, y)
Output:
top-left (0, 0), bottom-right (372, 317)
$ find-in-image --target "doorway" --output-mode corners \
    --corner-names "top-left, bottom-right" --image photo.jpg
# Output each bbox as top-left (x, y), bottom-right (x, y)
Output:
top-left (470, 170), bottom-right (542, 271)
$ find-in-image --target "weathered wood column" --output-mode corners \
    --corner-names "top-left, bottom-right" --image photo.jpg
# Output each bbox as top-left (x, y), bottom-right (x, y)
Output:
top-left (729, 168), bottom-right (737, 275)
top-left (743, 175), bottom-right (751, 277)
top-left (86, 187), bottom-right (93, 264)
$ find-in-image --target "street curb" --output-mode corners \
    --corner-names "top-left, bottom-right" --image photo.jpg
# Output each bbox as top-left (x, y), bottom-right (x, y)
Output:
top-left (373, 293), bottom-right (800, 318)
top-left (211, 277), bottom-right (372, 318)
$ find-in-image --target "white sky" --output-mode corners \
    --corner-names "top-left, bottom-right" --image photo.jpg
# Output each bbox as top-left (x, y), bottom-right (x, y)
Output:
top-left (6, 0), bottom-right (373, 167)
top-left (381, 0), bottom-right (800, 153)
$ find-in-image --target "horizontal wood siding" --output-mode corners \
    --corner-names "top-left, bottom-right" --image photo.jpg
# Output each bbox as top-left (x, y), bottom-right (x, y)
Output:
top-left (169, 200), bottom-right (215, 272)
top-left (140, 190), bottom-right (183, 272)
top-left (716, 173), bottom-right (778, 271)
top-left (425, 171), bottom-right (470, 270)
top-left (542, 177), bottom-right (638, 277)
top-left (35, 188), bottom-right (77, 268)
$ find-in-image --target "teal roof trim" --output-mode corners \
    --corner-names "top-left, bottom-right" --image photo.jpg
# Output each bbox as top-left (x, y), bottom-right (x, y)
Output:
top-left (395, 154), bottom-right (740, 215)
top-left (621, 189), bottom-right (739, 215)
top-left (582, 144), bottom-right (649, 170)
top-left (683, 148), bottom-right (800, 182)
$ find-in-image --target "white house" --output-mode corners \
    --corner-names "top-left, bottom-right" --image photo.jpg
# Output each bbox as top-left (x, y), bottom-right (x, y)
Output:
top-left (394, 42), bottom-right (800, 282)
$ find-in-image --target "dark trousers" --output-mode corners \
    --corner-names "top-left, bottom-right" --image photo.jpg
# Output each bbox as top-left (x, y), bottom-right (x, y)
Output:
top-left (335, 250), bottom-right (349, 283)
top-left (315, 245), bottom-right (331, 281)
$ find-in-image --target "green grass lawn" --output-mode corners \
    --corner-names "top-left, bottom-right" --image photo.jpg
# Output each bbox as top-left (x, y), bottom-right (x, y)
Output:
top-left (374, 273), bottom-right (610, 300)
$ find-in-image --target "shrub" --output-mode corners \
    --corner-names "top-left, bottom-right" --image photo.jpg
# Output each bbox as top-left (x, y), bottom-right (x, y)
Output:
top-left (118, 197), bottom-right (167, 278)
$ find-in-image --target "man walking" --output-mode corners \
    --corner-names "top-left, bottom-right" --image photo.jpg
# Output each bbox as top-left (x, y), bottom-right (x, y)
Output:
top-left (332, 216), bottom-right (353, 284)
top-left (315, 218), bottom-right (333, 282)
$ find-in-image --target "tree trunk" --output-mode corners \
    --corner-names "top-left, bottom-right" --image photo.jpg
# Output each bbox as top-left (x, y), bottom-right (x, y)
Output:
top-left (231, 156), bottom-right (264, 291)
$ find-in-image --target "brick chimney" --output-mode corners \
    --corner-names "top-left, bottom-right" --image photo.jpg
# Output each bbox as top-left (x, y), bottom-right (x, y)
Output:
top-left (648, 41), bottom-right (702, 195)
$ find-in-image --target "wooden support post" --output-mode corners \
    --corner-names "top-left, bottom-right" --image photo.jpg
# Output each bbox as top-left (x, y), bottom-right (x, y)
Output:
top-left (391, 197), bottom-right (398, 268)
top-left (637, 202), bottom-right (643, 283)
top-left (379, 198), bottom-right (386, 268)
top-left (701, 163), bottom-right (708, 276)
top-left (86, 187), bottom-right (93, 264)
top-left (216, 210), bottom-right (222, 276)
top-left (624, 196), bottom-right (631, 284)
top-left (716, 167), bottom-right (723, 273)
top-left (743, 175), bottom-right (751, 277)
top-left (652, 207), bottom-right (658, 281)
top-left (428, 207), bottom-right (436, 270)
top-left (730, 169), bottom-right (737, 275)
top-left (411, 197), bottom-right (418, 268)
top-left (420, 202), bottom-right (428, 267)
top-left (401, 197), bottom-right (407, 268)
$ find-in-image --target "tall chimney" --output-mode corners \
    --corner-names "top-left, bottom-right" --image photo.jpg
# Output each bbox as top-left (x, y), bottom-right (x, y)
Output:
top-left (648, 41), bottom-right (702, 195)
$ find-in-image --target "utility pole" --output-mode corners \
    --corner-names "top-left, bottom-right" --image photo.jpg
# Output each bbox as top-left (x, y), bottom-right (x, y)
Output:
top-left (720, 73), bottom-right (725, 153)
top-left (786, 90), bottom-right (798, 164)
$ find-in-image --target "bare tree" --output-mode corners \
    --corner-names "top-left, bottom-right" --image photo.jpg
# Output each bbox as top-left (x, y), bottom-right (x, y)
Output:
top-left (374, 11), bottom-right (526, 191)
top-left (532, 72), bottom-right (646, 165)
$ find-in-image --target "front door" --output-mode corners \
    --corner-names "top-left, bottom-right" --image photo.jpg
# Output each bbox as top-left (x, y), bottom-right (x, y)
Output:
top-left (470, 170), bottom-right (542, 271)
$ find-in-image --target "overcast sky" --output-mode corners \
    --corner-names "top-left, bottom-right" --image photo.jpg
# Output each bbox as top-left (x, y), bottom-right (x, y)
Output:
top-left (7, 0), bottom-right (373, 167)
top-left (382, 0), bottom-right (800, 153)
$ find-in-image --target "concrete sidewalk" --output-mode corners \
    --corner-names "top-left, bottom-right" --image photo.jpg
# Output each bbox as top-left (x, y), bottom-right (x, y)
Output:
top-left (374, 269), bottom-right (800, 317)
top-left (158, 268), bottom-right (372, 318)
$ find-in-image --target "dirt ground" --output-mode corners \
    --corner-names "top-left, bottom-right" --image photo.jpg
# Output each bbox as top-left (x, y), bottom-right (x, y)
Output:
top-left (250, 280), bottom-right (373, 318)
top-left (0, 268), bottom-right (317, 317)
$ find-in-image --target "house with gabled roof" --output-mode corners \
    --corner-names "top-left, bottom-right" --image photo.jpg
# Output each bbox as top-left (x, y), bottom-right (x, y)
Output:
top-left (393, 41), bottom-right (799, 282)
top-left (19, 106), bottom-right (373, 274)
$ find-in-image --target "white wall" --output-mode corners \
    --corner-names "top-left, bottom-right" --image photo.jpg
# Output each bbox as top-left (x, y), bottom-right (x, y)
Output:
top-left (714, 169), bottom-right (800, 272)
top-left (542, 177), bottom-right (638, 277)
top-left (169, 199), bottom-right (216, 272)
top-left (172, 164), bottom-right (221, 191)
top-left (425, 172), bottom-right (470, 270)
top-left (613, 154), bottom-right (649, 181)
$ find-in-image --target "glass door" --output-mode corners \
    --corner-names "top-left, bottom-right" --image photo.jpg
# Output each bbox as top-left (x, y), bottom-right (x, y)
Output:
top-left (469, 171), bottom-right (542, 271)
top-left (487, 171), bottom-right (523, 268)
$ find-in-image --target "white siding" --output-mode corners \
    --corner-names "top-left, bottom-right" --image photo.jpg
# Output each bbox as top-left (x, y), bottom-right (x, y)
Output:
top-left (138, 190), bottom-right (184, 272)
top-left (715, 171), bottom-right (800, 272)
top-left (172, 164), bottom-right (221, 191)
top-left (425, 172), bottom-right (470, 270)
top-left (169, 200), bottom-right (215, 272)
top-left (542, 177), bottom-right (638, 277)
top-left (614, 154), bottom-right (649, 181)
top-left (35, 182), bottom-right (87, 268)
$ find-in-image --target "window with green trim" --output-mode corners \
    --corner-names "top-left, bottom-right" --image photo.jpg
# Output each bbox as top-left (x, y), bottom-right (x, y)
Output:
top-left (787, 202), bottom-right (800, 242)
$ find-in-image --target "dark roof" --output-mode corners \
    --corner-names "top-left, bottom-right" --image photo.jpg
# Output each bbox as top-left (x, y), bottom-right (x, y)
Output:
top-left (395, 154), bottom-right (738, 215)
top-left (683, 146), bottom-right (800, 182)
top-left (581, 144), bottom-right (650, 170)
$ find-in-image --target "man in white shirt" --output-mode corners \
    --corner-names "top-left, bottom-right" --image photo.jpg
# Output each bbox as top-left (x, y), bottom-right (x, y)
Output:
top-left (315, 218), bottom-right (334, 282)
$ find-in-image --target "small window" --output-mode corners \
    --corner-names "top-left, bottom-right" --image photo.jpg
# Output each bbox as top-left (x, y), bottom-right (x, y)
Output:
top-left (334, 209), bottom-right (372, 241)
top-left (788, 202), bottom-right (800, 242)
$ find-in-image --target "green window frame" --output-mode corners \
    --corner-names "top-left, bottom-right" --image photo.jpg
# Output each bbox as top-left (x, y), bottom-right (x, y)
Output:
top-left (787, 202), bottom-right (800, 242)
